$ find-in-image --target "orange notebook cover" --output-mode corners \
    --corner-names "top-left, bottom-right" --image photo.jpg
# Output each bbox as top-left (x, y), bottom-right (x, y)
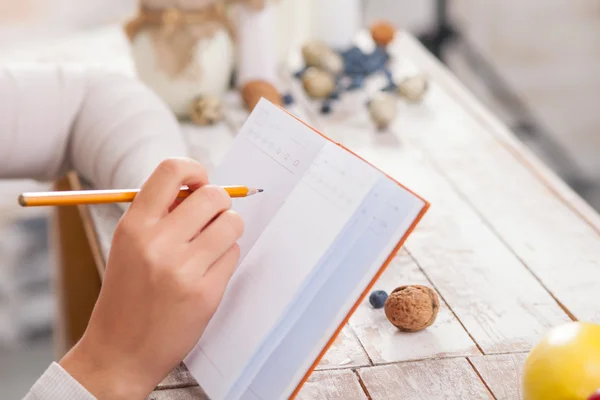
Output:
top-left (184, 99), bottom-right (429, 400)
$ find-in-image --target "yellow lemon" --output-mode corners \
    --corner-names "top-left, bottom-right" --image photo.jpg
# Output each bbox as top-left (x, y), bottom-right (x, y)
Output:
top-left (523, 322), bottom-right (600, 400)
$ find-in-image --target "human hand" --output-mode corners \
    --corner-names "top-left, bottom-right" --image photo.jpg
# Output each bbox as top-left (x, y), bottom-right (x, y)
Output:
top-left (59, 158), bottom-right (244, 399)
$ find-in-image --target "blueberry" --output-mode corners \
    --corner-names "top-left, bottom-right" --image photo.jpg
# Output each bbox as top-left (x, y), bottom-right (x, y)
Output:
top-left (369, 290), bottom-right (388, 309)
top-left (320, 103), bottom-right (332, 114)
top-left (282, 93), bottom-right (294, 105)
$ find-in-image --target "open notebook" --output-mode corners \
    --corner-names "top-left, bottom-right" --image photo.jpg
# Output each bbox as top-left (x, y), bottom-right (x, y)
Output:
top-left (184, 99), bottom-right (429, 400)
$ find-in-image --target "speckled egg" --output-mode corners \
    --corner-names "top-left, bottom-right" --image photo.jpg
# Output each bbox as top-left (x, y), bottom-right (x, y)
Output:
top-left (397, 74), bottom-right (429, 103)
top-left (301, 41), bottom-right (344, 75)
top-left (384, 285), bottom-right (440, 332)
top-left (367, 92), bottom-right (397, 129)
top-left (188, 95), bottom-right (224, 126)
top-left (302, 67), bottom-right (336, 99)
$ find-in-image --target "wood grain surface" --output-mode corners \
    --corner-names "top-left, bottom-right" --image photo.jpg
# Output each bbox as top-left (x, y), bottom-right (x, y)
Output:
top-left (358, 358), bottom-right (494, 399)
top-left (469, 353), bottom-right (528, 400)
top-left (285, 65), bottom-right (572, 354)
top-left (349, 250), bottom-right (479, 363)
top-left (296, 370), bottom-right (368, 400)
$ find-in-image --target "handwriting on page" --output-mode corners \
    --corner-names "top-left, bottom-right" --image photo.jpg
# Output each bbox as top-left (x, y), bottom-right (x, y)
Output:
top-left (208, 102), bottom-right (327, 262)
top-left (245, 127), bottom-right (303, 174)
top-left (301, 142), bottom-right (379, 213)
top-left (242, 108), bottom-right (311, 175)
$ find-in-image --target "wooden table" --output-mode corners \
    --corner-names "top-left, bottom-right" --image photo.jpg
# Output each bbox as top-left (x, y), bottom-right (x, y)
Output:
top-left (41, 26), bottom-right (600, 399)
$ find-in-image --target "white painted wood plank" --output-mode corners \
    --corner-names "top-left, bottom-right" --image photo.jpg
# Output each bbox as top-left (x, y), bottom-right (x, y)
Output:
top-left (296, 369), bottom-right (368, 400)
top-left (284, 64), bottom-right (571, 354)
top-left (362, 145), bottom-right (571, 353)
top-left (349, 250), bottom-right (479, 363)
top-left (156, 363), bottom-right (197, 390)
top-left (387, 40), bottom-right (600, 323)
top-left (87, 202), bottom-right (120, 263)
top-left (316, 325), bottom-right (371, 370)
top-left (359, 358), bottom-right (493, 400)
top-left (149, 386), bottom-right (208, 400)
top-left (469, 353), bottom-right (528, 400)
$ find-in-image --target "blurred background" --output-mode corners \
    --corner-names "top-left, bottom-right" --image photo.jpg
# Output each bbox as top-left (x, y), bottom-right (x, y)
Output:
top-left (1, 0), bottom-right (598, 397)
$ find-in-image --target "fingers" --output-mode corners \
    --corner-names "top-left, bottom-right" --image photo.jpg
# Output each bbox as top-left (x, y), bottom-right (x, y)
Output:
top-left (130, 158), bottom-right (209, 221)
top-left (186, 210), bottom-right (244, 267)
top-left (201, 243), bottom-right (241, 311)
top-left (162, 185), bottom-right (232, 241)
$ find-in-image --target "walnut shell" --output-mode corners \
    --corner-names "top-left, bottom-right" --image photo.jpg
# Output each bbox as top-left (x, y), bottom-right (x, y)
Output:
top-left (241, 80), bottom-right (282, 112)
top-left (302, 67), bottom-right (335, 99)
top-left (189, 95), bottom-right (223, 126)
top-left (370, 21), bottom-right (396, 47)
top-left (384, 285), bottom-right (439, 332)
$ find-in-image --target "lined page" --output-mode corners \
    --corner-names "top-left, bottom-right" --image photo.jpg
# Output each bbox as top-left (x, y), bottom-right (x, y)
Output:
top-left (185, 139), bottom-right (380, 398)
top-left (184, 99), bottom-right (329, 398)
top-left (207, 100), bottom-right (326, 260)
top-left (247, 177), bottom-right (426, 400)
top-left (224, 142), bottom-right (383, 399)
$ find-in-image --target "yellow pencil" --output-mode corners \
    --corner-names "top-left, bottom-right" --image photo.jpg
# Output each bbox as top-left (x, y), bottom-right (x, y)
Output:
top-left (18, 186), bottom-right (263, 207)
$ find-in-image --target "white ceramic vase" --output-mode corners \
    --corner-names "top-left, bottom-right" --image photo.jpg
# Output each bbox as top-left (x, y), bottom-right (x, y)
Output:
top-left (129, 26), bottom-right (235, 117)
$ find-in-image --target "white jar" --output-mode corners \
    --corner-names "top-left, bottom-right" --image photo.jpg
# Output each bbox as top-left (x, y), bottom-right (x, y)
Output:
top-left (127, 0), bottom-right (235, 117)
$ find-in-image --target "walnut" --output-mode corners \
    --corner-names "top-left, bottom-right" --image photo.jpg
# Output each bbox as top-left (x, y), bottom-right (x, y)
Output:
top-left (302, 67), bottom-right (336, 99)
top-left (384, 285), bottom-right (440, 332)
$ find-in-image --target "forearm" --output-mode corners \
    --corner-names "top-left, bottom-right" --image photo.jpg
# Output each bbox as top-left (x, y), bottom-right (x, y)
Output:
top-left (0, 64), bottom-right (188, 189)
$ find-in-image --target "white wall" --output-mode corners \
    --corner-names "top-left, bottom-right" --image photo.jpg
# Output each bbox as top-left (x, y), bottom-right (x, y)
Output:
top-left (451, 0), bottom-right (600, 179)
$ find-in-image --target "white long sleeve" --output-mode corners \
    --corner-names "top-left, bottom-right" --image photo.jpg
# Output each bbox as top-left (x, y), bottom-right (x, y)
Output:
top-left (0, 64), bottom-right (189, 190)
top-left (23, 363), bottom-right (96, 400)
top-left (1, 65), bottom-right (189, 399)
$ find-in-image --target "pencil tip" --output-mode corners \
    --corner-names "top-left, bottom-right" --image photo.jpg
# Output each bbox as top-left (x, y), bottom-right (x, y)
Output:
top-left (258, 189), bottom-right (264, 193)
